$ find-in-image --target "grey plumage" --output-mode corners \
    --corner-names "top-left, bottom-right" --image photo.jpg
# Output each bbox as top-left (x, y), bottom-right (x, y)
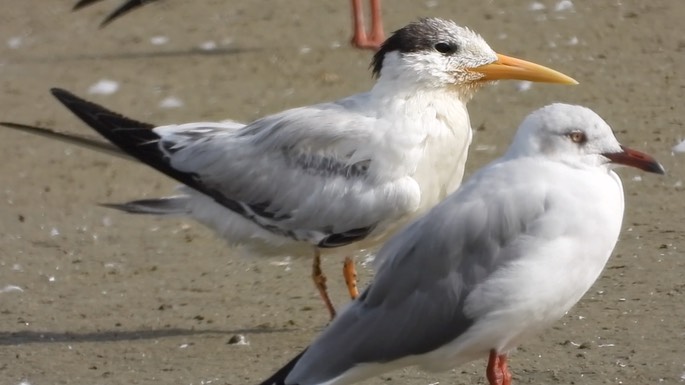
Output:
top-left (283, 161), bottom-right (551, 385)
top-left (259, 104), bottom-right (664, 385)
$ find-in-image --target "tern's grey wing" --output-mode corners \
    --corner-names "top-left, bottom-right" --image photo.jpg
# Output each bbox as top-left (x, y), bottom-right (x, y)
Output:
top-left (158, 97), bottom-right (422, 246)
top-left (286, 163), bottom-right (552, 385)
top-left (51, 88), bottom-right (420, 247)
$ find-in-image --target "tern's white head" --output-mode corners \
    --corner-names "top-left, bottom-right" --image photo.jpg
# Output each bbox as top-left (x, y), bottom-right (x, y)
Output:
top-left (371, 18), bottom-right (577, 99)
top-left (506, 103), bottom-right (665, 174)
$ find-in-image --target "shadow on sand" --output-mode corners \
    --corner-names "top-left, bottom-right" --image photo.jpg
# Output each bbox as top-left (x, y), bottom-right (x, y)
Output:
top-left (0, 326), bottom-right (292, 346)
top-left (11, 46), bottom-right (260, 64)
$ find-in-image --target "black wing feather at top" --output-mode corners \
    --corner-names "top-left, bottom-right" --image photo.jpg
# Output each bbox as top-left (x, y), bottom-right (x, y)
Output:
top-left (73, 0), bottom-right (106, 10)
top-left (73, 0), bottom-right (158, 27)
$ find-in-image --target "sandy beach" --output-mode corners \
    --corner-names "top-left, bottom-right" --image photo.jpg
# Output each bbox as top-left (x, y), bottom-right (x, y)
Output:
top-left (0, 1), bottom-right (683, 384)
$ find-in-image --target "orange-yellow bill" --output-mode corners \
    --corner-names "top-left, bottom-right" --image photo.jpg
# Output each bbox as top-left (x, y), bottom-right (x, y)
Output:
top-left (471, 53), bottom-right (578, 85)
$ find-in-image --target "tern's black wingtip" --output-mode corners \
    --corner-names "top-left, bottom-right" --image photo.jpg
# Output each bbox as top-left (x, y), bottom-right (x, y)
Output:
top-left (50, 87), bottom-right (71, 98)
top-left (50, 88), bottom-right (81, 107)
top-left (0, 121), bottom-right (41, 132)
top-left (0, 121), bottom-right (19, 129)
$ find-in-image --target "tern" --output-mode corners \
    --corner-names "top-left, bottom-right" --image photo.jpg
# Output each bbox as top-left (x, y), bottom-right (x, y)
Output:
top-left (0, 18), bottom-right (576, 320)
top-left (72, 0), bottom-right (385, 50)
top-left (255, 103), bottom-right (665, 385)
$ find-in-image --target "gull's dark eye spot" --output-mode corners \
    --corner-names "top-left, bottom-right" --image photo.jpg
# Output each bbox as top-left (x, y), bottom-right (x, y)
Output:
top-left (434, 42), bottom-right (457, 54)
top-left (567, 131), bottom-right (587, 144)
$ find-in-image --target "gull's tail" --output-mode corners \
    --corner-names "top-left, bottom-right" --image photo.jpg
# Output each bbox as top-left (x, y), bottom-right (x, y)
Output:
top-left (258, 349), bottom-right (307, 385)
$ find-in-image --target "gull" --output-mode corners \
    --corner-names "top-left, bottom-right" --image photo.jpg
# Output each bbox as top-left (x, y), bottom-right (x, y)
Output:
top-left (72, 0), bottom-right (385, 50)
top-left (256, 103), bottom-right (665, 385)
top-left (0, 18), bottom-right (576, 320)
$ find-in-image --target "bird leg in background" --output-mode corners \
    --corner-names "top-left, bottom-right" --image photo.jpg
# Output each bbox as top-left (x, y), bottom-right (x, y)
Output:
top-left (350, 0), bottom-right (385, 50)
top-left (312, 248), bottom-right (337, 319)
top-left (486, 350), bottom-right (513, 385)
top-left (343, 256), bottom-right (359, 299)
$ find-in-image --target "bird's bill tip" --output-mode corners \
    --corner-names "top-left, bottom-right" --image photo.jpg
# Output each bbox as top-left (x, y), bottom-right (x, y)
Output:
top-left (471, 53), bottom-right (578, 85)
top-left (604, 145), bottom-right (665, 175)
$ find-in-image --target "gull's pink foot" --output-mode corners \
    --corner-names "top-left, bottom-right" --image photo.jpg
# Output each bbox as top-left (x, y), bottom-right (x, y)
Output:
top-left (486, 350), bottom-right (513, 385)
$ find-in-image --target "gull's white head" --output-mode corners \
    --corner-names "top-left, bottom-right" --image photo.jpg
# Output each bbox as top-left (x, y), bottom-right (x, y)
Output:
top-left (371, 18), bottom-right (577, 98)
top-left (506, 103), bottom-right (665, 174)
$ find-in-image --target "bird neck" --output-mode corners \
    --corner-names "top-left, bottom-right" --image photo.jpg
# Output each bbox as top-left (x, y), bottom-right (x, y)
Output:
top-left (371, 54), bottom-right (483, 104)
top-left (370, 76), bottom-right (477, 105)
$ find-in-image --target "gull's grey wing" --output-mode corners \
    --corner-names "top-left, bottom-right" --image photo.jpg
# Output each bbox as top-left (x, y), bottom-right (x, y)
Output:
top-left (282, 164), bottom-right (554, 385)
top-left (50, 88), bottom-right (421, 247)
top-left (73, 0), bottom-right (159, 27)
top-left (0, 122), bottom-right (129, 160)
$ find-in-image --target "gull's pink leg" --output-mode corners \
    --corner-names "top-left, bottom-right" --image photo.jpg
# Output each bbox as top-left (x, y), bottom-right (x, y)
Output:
top-left (486, 350), bottom-right (512, 385)
top-left (486, 350), bottom-right (503, 385)
top-left (350, 0), bottom-right (384, 51)
top-left (498, 354), bottom-right (513, 385)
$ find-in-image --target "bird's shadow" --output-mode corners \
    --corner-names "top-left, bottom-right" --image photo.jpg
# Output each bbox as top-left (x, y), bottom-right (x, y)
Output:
top-left (0, 326), bottom-right (292, 346)
top-left (10, 46), bottom-right (260, 64)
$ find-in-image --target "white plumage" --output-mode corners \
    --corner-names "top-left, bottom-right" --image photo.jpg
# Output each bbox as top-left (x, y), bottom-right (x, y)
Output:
top-left (258, 103), bottom-right (664, 385)
top-left (0, 18), bottom-right (577, 318)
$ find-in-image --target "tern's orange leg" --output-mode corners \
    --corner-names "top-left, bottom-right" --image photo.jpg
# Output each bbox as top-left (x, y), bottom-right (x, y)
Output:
top-left (350, 0), bottom-right (384, 50)
top-left (486, 350), bottom-right (512, 385)
top-left (343, 256), bottom-right (359, 299)
top-left (312, 248), bottom-right (337, 319)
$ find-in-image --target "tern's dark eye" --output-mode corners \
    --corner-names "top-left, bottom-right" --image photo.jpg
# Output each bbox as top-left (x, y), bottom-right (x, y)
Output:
top-left (434, 42), bottom-right (457, 54)
top-left (567, 131), bottom-right (587, 144)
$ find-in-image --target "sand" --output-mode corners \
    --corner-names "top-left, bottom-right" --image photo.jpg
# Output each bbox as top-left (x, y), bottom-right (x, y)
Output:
top-left (0, 0), bottom-right (684, 384)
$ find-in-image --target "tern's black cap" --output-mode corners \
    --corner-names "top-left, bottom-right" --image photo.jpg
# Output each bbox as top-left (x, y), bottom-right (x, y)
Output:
top-left (371, 18), bottom-right (461, 78)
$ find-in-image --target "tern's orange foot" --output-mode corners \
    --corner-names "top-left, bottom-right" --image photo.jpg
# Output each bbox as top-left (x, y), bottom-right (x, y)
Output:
top-left (343, 256), bottom-right (359, 299)
top-left (312, 249), bottom-right (337, 319)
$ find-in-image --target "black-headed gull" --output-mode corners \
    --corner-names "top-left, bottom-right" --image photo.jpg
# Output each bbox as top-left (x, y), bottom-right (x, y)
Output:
top-left (72, 0), bottom-right (385, 50)
top-left (256, 103), bottom-right (664, 385)
top-left (0, 18), bottom-right (576, 320)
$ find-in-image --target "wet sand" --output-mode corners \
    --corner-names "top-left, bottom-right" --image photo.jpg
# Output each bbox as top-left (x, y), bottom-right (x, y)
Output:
top-left (0, 1), bottom-right (684, 384)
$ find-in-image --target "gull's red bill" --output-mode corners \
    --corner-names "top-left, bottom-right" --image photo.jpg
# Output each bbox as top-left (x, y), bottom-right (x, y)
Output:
top-left (603, 145), bottom-right (665, 174)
